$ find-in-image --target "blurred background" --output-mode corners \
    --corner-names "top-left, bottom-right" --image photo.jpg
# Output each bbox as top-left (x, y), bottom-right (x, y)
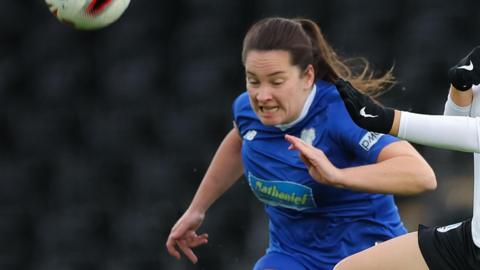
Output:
top-left (0, 0), bottom-right (479, 269)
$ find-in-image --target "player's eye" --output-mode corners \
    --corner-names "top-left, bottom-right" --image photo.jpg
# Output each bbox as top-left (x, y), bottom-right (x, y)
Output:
top-left (271, 79), bottom-right (285, 86)
top-left (247, 78), bottom-right (260, 85)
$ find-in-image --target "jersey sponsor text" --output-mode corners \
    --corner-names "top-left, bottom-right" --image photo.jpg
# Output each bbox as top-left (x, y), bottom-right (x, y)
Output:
top-left (248, 173), bottom-right (316, 210)
top-left (359, 132), bottom-right (383, 151)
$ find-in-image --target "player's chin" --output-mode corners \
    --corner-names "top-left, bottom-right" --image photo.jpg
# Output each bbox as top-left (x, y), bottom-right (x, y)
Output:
top-left (255, 111), bottom-right (283, 126)
top-left (257, 116), bottom-right (281, 126)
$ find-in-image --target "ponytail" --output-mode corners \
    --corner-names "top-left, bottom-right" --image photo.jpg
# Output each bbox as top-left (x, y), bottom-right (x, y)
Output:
top-left (243, 17), bottom-right (396, 96)
top-left (297, 18), bottom-right (395, 95)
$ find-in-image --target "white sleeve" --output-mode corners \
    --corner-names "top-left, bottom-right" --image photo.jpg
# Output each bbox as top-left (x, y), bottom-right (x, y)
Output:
top-left (444, 94), bottom-right (471, 116)
top-left (398, 111), bottom-right (480, 153)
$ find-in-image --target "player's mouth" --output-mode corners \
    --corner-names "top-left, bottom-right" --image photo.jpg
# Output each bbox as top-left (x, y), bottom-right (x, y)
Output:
top-left (260, 106), bottom-right (279, 113)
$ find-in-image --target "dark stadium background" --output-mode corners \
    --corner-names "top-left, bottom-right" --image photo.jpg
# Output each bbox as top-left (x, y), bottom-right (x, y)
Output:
top-left (0, 0), bottom-right (478, 269)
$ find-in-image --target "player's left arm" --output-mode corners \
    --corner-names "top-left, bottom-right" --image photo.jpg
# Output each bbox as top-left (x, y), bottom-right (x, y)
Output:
top-left (285, 134), bottom-right (437, 195)
top-left (285, 135), bottom-right (436, 195)
top-left (338, 140), bottom-right (437, 195)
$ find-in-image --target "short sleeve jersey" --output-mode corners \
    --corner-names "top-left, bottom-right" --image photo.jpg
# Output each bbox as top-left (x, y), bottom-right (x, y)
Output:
top-left (233, 80), bottom-right (406, 269)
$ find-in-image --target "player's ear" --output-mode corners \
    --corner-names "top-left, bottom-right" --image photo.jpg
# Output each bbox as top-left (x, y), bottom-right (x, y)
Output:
top-left (303, 64), bottom-right (315, 88)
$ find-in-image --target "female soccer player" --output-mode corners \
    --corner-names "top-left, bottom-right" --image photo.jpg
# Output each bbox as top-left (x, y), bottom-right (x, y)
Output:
top-left (165, 17), bottom-right (436, 270)
top-left (286, 46), bottom-right (480, 270)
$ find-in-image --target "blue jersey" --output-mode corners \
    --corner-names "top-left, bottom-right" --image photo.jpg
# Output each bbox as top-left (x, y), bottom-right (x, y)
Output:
top-left (233, 80), bottom-right (407, 269)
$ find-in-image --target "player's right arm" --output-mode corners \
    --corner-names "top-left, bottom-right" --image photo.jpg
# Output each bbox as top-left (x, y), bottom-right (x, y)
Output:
top-left (166, 127), bottom-right (244, 264)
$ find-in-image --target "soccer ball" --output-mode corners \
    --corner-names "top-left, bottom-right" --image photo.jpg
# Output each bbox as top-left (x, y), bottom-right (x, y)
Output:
top-left (45, 0), bottom-right (131, 30)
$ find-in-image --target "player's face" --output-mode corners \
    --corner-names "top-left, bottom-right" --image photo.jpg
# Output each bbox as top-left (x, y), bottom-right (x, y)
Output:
top-left (245, 50), bottom-right (314, 126)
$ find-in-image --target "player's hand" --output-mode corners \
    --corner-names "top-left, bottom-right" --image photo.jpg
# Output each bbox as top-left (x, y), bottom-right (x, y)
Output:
top-left (335, 79), bottom-right (394, 134)
top-left (285, 134), bottom-right (344, 188)
top-left (448, 45), bottom-right (480, 91)
top-left (166, 209), bottom-right (209, 264)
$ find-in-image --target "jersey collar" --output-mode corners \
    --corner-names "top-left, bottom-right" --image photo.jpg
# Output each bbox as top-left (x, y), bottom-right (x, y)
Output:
top-left (275, 84), bottom-right (317, 131)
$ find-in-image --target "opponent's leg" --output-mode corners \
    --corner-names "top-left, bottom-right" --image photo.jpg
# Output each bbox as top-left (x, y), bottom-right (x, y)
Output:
top-left (334, 232), bottom-right (429, 270)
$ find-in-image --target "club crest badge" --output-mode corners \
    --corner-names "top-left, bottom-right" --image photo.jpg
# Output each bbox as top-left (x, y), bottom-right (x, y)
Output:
top-left (300, 128), bottom-right (316, 145)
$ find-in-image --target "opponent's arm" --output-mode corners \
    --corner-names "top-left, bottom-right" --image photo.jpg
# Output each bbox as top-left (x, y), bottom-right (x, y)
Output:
top-left (337, 80), bottom-right (480, 153)
top-left (446, 85), bottom-right (473, 113)
top-left (336, 46), bottom-right (480, 153)
top-left (166, 127), bottom-right (244, 263)
top-left (337, 46), bottom-right (480, 134)
top-left (444, 45), bottom-right (480, 114)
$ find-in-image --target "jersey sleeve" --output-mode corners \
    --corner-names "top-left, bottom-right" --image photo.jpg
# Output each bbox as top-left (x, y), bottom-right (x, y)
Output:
top-left (232, 92), bottom-right (250, 136)
top-left (328, 95), bottom-right (399, 163)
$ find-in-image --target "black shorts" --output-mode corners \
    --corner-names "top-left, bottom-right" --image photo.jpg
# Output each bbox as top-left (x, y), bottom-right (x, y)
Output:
top-left (418, 218), bottom-right (480, 270)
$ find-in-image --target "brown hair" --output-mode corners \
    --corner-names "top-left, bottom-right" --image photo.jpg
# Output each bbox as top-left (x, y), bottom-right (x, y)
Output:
top-left (242, 17), bottom-right (395, 96)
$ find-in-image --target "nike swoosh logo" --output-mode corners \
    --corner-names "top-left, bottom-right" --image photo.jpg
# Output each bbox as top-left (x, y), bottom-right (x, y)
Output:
top-left (436, 222), bottom-right (462, 233)
top-left (458, 60), bottom-right (474, 71)
top-left (359, 107), bottom-right (378, 118)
